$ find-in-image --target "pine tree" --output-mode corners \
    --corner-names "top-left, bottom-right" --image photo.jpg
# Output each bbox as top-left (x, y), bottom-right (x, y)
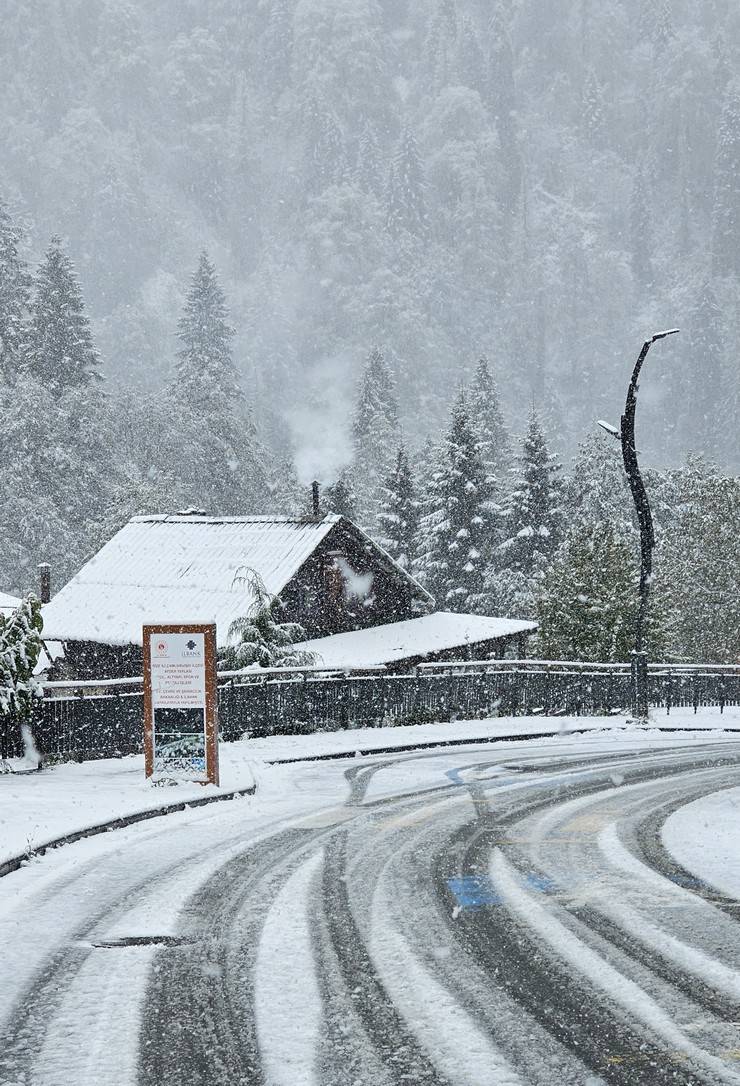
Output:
top-left (657, 460), bottom-right (740, 663)
top-left (0, 199), bottom-right (31, 385)
top-left (421, 393), bottom-right (491, 612)
top-left (324, 473), bottom-right (358, 521)
top-left (711, 84), bottom-right (740, 279)
top-left (386, 125), bottom-right (429, 241)
top-left (565, 431), bottom-right (635, 540)
top-left (175, 251), bottom-right (241, 412)
top-left (467, 357), bottom-right (511, 487)
top-left (536, 522), bottom-right (646, 663)
top-left (0, 595), bottom-right (44, 725)
top-left (27, 236), bottom-right (101, 395)
top-left (166, 252), bottom-right (269, 513)
top-left (499, 411), bottom-right (563, 575)
top-left (376, 446), bottom-right (419, 570)
top-left (351, 346), bottom-right (400, 528)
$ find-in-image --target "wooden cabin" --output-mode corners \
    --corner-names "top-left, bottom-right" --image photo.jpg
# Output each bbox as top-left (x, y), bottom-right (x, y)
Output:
top-left (41, 513), bottom-right (433, 679)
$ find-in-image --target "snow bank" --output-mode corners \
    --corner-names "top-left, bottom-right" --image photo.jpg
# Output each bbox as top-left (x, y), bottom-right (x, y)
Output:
top-left (662, 785), bottom-right (740, 899)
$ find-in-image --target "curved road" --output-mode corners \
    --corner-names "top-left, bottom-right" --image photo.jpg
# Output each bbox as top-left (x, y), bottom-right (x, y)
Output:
top-left (2, 735), bottom-right (740, 1085)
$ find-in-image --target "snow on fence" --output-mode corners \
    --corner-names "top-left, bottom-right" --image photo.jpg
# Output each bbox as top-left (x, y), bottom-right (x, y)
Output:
top-left (2, 660), bottom-right (739, 763)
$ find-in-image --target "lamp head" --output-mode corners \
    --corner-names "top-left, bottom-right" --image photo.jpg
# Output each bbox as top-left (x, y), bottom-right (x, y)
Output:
top-left (597, 419), bottom-right (620, 439)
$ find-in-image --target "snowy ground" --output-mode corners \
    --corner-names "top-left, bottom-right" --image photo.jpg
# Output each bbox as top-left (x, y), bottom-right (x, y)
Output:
top-left (662, 785), bottom-right (740, 900)
top-left (2, 709), bottom-right (740, 1085)
top-left (2, 707), bottom-right (738, 869)
top-left (3, 706), bottom-right (739, 869)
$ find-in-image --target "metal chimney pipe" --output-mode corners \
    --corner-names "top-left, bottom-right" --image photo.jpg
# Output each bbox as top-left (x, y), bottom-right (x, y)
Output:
top-left (312, 481), bottom-right (320, 517)
top-left (39, 563), bottom-right (51, 604)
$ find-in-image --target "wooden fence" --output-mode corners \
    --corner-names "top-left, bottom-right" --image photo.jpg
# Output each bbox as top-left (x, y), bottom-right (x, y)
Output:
top-left (2, 660), bottom-right (739, 763)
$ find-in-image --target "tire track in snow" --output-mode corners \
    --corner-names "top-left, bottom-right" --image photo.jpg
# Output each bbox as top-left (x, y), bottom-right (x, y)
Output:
top-left (436, 746), bottom-right (740, 1083)
top-left (254, 850), bottom-right (325, 1086)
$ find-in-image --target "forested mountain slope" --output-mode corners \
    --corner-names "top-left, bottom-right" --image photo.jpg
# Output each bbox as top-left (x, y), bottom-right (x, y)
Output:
top-left (1, 0), bottom-right (738, 471)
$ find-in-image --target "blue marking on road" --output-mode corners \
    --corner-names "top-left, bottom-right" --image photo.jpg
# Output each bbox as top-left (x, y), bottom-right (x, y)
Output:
top-left (526, 873), bottom-right (559, 895)
top-left (666, 873), bottom-right (704, 890)
top-left (447, 872), bottom-right (559, 911)
top-left (447, 875), bottom-right (502, 909)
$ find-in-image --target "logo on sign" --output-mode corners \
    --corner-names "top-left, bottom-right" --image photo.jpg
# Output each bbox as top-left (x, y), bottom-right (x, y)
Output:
top-left (155, 640), bottom-right (168, 656)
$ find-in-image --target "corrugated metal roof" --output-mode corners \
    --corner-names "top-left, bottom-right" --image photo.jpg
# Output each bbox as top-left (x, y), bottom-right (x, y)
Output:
top-left (42, 514), bottom-right (341, 646)
top-left (295, 612), bottom-right (538, 668)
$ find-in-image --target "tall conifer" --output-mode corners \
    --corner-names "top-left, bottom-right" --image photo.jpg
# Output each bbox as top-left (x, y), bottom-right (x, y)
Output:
top-left (28, 236), bottom-right (101, 395)
top-left (0, 199), bottom-right (31, 385)
top-left (421, 392), bottom-right (491, 612)
top-left (377, 446), bottom-right (419, 571)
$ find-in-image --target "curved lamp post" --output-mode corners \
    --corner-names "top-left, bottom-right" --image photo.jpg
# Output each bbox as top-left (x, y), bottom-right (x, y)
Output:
top-left (598, 328), bottom-right (679, 721)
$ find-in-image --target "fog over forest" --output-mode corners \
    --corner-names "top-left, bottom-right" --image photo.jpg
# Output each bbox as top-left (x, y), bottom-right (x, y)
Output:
top-left (2, 0), bottom-right (739, 476)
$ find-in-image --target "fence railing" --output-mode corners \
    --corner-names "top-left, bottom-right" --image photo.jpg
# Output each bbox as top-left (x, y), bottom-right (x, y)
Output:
top-left (2, 659), bottom-right (738, 763)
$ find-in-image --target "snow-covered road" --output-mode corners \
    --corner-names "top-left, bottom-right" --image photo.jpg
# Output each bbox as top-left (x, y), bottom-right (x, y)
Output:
top-left (2, 732), bottom-right (740, 1085)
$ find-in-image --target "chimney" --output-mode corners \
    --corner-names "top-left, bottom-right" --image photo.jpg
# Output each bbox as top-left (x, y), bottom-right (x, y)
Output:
top-left (312, 481), bottom-right (321, 517)
top-left (39, 563), bottom-right (51, 604)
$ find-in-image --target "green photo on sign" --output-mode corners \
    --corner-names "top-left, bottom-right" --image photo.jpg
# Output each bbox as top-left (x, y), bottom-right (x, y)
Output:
top-left (153, 706), bottom-right (207, 778)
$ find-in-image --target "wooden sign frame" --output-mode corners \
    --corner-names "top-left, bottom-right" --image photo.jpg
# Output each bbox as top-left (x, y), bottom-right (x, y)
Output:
top-left (143, 623), bottom-right (219, 786)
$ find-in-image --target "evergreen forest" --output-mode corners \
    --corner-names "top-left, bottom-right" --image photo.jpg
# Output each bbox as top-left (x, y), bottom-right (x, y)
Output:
top-left (0, 0), bottom-right (738, 665)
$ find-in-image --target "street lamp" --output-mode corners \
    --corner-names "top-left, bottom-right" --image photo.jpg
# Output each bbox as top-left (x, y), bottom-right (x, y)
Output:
top-left (598, 328), bottom-right (679, 721)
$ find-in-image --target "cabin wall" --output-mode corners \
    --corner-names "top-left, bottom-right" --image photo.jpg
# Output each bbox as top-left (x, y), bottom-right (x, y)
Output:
top-left (280, 524), bottom-right (423, 638)
top-left (54, 640), bottom-right (143, 680)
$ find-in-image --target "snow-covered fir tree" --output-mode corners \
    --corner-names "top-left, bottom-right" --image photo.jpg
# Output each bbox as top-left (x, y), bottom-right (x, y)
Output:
top-left (351, 346), bottom-right (400, 530)
top-left (656, 459), bottom-right (740, 663)
top-left (162, 252), bottom-right (269, 514)
top-left (0, 595), bottom-right (44, 727)
top-left (419, 392), bottom-right (491, 612)
top-left (499, 411), bottom-right (563, 573)
top-left (489, 411), bottom-right (563, 618)
top-left (536, 522), bottom-right (656, 663)
top-left (565, 430), bottom-right (635, 540)
top-left (174, 251), bottom-right (241, 413)
top-left (0, 199), bottom-right (31, 385)
top-left (0, 374), bottom-right (121, 592)
top-left (27, 236), bottom-right (101, 395)
top-left (324, 473), bottom-right (357, 522)
top-left (376, 446), bottom-right (419, 571)
top-left (467, 357), bottom-right (511, 488)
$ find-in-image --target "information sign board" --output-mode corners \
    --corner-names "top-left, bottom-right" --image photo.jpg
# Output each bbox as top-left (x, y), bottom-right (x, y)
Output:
top-left (143, 623), bottom-right (219, 785)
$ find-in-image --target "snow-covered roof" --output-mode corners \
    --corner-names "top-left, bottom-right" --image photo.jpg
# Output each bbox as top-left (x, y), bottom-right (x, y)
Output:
top-left (295, 612), bottom-right (538, 669)
top-left (0, 591), bottom-right (21, 618)
top-left (41, 514), bottom-right (343, 647)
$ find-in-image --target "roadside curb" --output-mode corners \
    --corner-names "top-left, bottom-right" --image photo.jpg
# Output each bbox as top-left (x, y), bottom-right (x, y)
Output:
top-left (266, 724), bottom-right (740, 765)
top-left (0, 782), bottom-right (256, 881)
